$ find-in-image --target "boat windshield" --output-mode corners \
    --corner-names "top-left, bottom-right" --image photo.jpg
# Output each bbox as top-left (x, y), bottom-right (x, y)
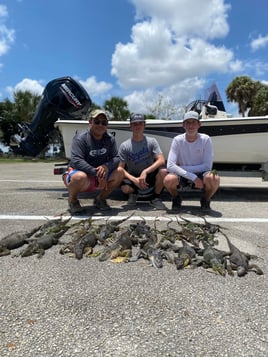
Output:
top-left (185, 84), bottom-right (226, 114)
top-left (185, 100), bottom-right (207, 114)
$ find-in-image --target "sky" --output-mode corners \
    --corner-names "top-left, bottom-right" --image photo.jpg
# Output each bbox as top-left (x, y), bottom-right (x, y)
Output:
top-left (0, 0), bottom-right (268, 118)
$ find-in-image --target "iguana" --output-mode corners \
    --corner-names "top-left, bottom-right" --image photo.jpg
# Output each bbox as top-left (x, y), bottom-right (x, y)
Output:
top-left (221, 231), bottom-right (264, 277)
top-left (19, 226), bottom-right (69, 258)
top-left (201, 242), bottom-right (228, 276)
top-left (98, 227), bottom-right (132, 262)
top-left (174, 239), bottom-right (199, 270)
top-left (0, 225), bottom-right (46, 256)
top-left (130, 228), bottom-right (163, 268)
top-left (97, 213), bottom-right (134, 243)
top-left (0, 231), bottom-right (29, 256)
top-left (74, 231), bottom-right (97, 260)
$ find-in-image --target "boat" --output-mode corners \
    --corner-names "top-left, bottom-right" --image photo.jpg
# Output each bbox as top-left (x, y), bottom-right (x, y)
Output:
top-left (55, 113), bottom-right (268, 169)
top-left (54, 85), bottom-right (268, 179)
top-left (8, 77), bottom-right (268, 179)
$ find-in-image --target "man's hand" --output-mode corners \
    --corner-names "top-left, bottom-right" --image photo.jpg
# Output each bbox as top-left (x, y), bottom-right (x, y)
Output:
top-left (132, 176), bottom-right (148, 190)
top-left (96, 165), bottom-right (108, 179)
top-left (138, 171), bottom-right (148, 189)
top-left (210, 169), bottom-right (218, 178)
top-left (193, 177), bottom-right (204, 189)
top-left (97, 176), bottom-right (108, 190)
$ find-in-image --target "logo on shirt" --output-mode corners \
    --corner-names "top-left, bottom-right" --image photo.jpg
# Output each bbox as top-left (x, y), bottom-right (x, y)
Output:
top-left (89, 148), bottom-right (107, 157)
top-left (127, 146), bottom-right (149, 163)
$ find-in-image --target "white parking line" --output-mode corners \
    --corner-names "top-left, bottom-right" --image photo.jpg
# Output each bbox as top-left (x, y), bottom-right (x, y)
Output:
top-left (0, 215), bottom-right (268, 223)
top-left (0, 180), bottom-right (60, 183)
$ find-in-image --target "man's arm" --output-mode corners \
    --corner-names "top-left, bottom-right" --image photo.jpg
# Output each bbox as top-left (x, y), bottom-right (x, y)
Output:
top-left (118, 162), bottom-right (147, 190)
top-left (167, 138), bottom-right (197, 181)
top-left (70, 135), bottom-right (97, 176)
top-left (139, 154), bottom-right (165, 183)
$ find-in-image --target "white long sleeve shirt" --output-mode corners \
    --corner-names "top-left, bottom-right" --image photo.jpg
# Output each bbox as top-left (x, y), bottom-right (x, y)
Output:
top-left (167, 133), bottom-right (213, 182)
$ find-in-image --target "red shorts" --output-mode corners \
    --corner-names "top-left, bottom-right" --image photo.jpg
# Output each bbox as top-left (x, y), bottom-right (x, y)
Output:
top-left (63, 168), bottom-right (99, 192)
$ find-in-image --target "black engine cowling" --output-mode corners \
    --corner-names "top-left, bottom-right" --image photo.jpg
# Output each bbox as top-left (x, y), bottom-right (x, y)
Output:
top-left (10, 76), bottom-right (92, 156)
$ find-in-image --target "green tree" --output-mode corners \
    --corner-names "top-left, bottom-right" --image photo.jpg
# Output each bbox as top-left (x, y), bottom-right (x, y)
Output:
top-left (104, 97), bottom-right (130, 121)
top-left (248, 83), bottom-right (268, 116)
top-left (0, 99), bottom-right (14, 143)
top-left (0, 91), bottom-right (41, 145)
top-left (12, 90), bottom-right (41, 122)
top-left (226, 76), bottom-right (259, 117)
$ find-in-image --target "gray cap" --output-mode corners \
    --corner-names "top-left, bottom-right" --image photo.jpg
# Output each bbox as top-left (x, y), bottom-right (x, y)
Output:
top-left (130, 113), bottom-right (145, 123)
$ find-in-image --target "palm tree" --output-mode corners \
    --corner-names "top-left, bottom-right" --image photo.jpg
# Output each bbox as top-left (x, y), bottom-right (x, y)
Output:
top-left (249, 84), bottom-right (268, 116)
top-left (0, 91), bottom-right (41, 145)
top-left (226, 76), bottom-right (259, 117)
top-left (104, 97), bottom-right (130, 121)
top-left (12, 90), bottom-right (41, 123)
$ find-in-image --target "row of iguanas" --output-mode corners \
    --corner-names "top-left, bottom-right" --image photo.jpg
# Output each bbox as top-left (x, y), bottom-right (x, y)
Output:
top-left (0, 214), bottom-right (264, 277)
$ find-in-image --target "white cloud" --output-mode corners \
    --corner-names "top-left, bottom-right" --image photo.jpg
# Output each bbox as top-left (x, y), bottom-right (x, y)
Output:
top-left (78, 76), bottom-right (112, 97)
top-left (250, 34), bottom-right (268, 52)
top-left (124, 77), bottom-right (204, 116)
top-left (112, 0), bottom-right (234, 102)
top-left (229, 59), bottom-right (243, 72)
top-left (6, 78), bottom-right (44, 97)
top-left (0, 4), bottom-right (8, 18)
top-left (245, 60), bottom-right (268, 77)
top-left (4, 76), bottom-right (113, 103)
top-left (132, 0), bottom-right (230, 39)
top-left (0, 6), bottom-right (15, 56)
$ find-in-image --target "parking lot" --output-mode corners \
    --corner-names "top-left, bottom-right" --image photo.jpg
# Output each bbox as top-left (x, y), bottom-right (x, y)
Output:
top-left (0, 162), bottom-right (267, 357)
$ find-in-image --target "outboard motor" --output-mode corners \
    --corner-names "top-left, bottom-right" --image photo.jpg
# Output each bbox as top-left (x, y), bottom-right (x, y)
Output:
top-left (10, 76), bottom-right (92, 156)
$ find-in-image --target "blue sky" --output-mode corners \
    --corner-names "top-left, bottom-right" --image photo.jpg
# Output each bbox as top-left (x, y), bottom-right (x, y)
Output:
top-left (0, 0), bottom-right (268, 117)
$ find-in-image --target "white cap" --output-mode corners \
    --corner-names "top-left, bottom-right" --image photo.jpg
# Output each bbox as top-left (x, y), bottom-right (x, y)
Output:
top-left (183, 111), bottom-right (200, 122)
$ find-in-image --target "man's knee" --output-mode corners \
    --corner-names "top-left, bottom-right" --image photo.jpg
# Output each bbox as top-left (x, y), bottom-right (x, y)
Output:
top-left (121, 184), bottom-right (133, 194)
top-left (163, 173), bottom-right (178, 188)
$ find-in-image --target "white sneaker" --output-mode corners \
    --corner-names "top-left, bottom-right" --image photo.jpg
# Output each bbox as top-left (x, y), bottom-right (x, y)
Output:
top-left (127, 193), bottom-right (137, 205)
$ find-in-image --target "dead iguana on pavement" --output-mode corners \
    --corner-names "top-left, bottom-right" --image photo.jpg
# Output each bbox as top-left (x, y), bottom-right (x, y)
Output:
top-left (0, 225), bottom-right (46, 256)
top-left (18, 219), bottom-right (71, 258)
top-left (221, 231), bottom-right (264, 277)
top-left (201, 242), bottom-right (228, 276)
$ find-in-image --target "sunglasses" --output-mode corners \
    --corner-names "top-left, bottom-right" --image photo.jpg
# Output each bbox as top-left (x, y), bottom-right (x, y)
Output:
top-left (93, 118), bottom-right (108, 126)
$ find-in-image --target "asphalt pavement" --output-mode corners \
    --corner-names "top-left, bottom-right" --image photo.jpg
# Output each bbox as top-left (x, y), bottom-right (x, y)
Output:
top-left (0, 162), bottom-right (267, 357)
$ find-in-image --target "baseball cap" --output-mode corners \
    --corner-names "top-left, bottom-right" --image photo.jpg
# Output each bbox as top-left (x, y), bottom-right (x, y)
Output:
top-left (130, 113), bottom-right (145, 123)
top-left (183, 111), bottom-right (200, 122)
top-left (89, 109), bottom-right (109, 121)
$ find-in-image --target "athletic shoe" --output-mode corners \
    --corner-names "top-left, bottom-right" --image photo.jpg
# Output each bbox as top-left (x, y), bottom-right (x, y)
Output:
top-left (171, 196), bottom-right (182, 211)
top-left (200, 197), bottom-right (211, 212)
top-left (127, 193), bottom-right (137, 205)
top-left (94, 198), bottom-right (111, 211)
top-left (150, 197), bottom-right (166, 210)
top-left (68, 200), bottom-right (84, 214)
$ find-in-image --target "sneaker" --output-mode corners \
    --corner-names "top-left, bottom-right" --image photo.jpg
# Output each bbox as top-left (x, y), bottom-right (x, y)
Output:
top-left (200, 197), bottom-right (211, 212)
top-left (68, 200), bottom-right (84, 214)
top-left (94, 198), bottom-right (111, 211)
top-left (150, 197), bottom-right (166, 210)
top-left (171, 196), bottom-right (182, 211)
top-left (127, 193), bottom-right (137, 205)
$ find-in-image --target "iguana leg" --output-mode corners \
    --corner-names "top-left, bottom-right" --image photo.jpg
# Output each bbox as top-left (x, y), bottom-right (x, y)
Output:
top-left (37, 248), bottom-right (45, 259)
top-left (226, 264), bottom-right (234, 276)
top-left (248, 264), bottom-right (264, 275)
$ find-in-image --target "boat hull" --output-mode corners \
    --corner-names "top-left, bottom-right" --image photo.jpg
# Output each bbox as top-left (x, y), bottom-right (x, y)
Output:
top-left (55, 117), bottom-right (268, 167)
